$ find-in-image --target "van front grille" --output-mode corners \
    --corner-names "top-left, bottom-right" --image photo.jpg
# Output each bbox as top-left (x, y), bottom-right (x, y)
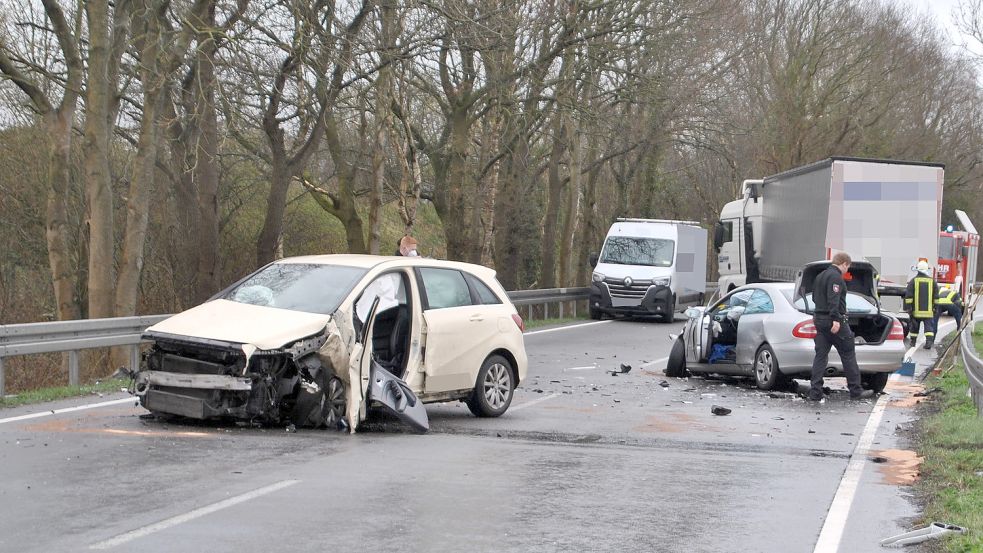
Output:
top-left (604, 278), bottom-right (652, 299)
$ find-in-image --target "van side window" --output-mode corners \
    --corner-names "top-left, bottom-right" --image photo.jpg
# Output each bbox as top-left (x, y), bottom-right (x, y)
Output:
top-left (419, 268), bottom-right (473, 309)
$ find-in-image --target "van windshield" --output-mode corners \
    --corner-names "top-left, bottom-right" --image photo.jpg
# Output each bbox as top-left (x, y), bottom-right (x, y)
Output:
top-left (600, 237), bottom-right (675, 267)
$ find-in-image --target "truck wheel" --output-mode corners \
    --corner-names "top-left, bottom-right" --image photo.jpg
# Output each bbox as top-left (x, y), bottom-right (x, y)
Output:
top-left (861, 372), bottom-right (889, 393)
top-left (665, 338), bottom-right (688, 377)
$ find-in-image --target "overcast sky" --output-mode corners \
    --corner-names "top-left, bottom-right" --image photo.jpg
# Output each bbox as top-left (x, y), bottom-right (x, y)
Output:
top-left (902, 0), bottom-right (971, 48)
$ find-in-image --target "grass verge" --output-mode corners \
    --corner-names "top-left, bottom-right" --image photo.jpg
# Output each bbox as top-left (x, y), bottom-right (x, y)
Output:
top-left (524, 315), bottom-right (590, 331)
top-left (915, 329), bottom-right (983, 552)
top-left (0, 378), bottom-right (130, 410)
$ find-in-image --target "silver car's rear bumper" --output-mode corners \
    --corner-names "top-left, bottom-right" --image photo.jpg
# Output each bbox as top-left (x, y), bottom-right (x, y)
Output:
top-left (770, 337), bottom-right (905, 376)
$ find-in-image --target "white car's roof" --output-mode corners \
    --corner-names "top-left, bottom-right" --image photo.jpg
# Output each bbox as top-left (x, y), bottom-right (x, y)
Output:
top-left (276, 254), bottom-right (498, 280)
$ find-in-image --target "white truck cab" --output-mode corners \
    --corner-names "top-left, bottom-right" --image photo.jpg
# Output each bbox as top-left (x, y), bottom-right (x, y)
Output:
top-left (715, 180), bottom-right (763, 293)
top-left (589, 218), bottom-right (708, 323)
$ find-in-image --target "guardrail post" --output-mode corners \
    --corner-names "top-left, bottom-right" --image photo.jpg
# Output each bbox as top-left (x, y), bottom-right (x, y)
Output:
top-left (130, 345), bottom-right (140, 371)
top-left (0, 356), bottom-right (5, 397)
top-left (559, 301), bottom-right (565, 319)
top-left (68, 350), bottom-right (79, 387)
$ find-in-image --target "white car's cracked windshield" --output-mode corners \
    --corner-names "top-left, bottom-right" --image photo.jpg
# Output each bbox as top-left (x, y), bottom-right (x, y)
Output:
top-left (225, 263), bottom-right (367, 315)
top-left (600, 236), bottom-right (674, 267)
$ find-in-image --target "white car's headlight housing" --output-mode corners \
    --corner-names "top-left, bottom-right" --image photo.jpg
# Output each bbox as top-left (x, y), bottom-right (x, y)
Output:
top-left (592, 272), bottom-right (606, 283)
top-left (653, 276), bottom-right (671, 287)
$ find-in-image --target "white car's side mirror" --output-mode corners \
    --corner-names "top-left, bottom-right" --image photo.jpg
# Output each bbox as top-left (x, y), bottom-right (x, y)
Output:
top-left (685, 307), bottom-right (703, 319)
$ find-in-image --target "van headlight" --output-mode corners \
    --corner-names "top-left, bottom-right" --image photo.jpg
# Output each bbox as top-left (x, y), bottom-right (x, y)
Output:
top-left (654, 276), bottom-right (671, 286)
top-left (592, 272), bottom-right (606, 283)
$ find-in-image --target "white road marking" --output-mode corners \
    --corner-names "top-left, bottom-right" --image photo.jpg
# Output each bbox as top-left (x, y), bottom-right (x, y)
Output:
top-left (812, 395), bottom-right (890, 553)
top-left (524, 320), bottom-right (612, 336)
top-left (641, 356), bottom-right (670, 368)
top-left (564, 365), bottom-right (598, 371)
top-left (0, 397), bottom-right (137, 425)
top-left (89, 479), bottom-right (300, 550)
top-left (511, 393), bottom-right (560, 411)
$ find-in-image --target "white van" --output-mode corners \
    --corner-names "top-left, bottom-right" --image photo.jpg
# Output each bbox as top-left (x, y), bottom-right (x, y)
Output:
top-left (588, 219), bottom-right (708, 323)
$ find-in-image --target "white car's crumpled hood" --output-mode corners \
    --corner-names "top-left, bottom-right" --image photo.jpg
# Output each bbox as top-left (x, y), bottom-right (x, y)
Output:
top-left (146, 299), bottom-right (332, 350)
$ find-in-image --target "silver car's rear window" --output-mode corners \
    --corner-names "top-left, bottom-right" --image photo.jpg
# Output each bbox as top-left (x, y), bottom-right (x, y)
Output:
top-left (225, 263), bottom-right (367, 315)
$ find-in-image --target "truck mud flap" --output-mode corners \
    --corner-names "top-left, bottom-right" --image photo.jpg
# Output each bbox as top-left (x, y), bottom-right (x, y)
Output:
top-left (369, 361), bottom-right (429, 433)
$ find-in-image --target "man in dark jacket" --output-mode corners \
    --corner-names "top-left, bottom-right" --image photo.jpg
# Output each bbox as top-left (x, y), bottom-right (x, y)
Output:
top-left (808, 252), bottom-right (873, 401)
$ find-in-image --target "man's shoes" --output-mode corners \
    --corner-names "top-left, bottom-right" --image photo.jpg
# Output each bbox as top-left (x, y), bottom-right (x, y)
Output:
top-left (806, 392), bottom-right (825, 402)
top-left (850, 389), bottom-right (876, 400)
top-left (923, 340), bottom-right (935, 350)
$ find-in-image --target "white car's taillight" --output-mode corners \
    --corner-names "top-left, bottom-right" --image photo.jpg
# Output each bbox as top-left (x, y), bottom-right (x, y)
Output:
top-left (792, 320), bottom-right (817, 339)
top-left (887, 320), bottom-right (905, 340)
top-left (512, 313), bottom-right (525, 332)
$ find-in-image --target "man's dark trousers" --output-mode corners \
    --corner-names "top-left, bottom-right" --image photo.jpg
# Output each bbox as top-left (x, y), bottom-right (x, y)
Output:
top-left (810, 316), bottom-right (864, 400)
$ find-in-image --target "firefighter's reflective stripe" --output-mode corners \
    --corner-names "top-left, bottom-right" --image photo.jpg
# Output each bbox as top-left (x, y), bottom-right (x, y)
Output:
top-left (937, 289), bottom-right (958, 305)
top-left (911, 276), bottom-right (935, 318)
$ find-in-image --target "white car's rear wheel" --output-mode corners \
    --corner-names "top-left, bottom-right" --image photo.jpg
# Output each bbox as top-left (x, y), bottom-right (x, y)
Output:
top-left (467, 355), bottom-right (515, 417)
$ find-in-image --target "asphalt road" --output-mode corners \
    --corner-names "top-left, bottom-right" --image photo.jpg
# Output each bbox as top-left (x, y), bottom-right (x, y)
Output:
top-left (0, 316), bottom-right (932, 553)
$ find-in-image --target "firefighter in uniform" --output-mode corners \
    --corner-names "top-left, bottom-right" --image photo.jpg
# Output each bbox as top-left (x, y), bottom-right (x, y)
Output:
top-left (809, 252), bottom-right (872, 401)
top-left (933, 285), bottom-right (963, 331)
top-left (904, 259), bottom-right (940, 349)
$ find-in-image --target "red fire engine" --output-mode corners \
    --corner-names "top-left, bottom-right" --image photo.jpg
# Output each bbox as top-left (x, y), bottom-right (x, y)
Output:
top-left (937, 210), bottom-right (979, 303)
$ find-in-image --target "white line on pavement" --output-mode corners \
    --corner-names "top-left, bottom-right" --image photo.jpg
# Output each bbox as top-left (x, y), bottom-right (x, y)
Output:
top-left (641, 356), bottom-right (670, 368)
top-left (511, 393), bottom-right (560, 411)
top-left (812, 395), bottom-right (890, 553)
top-left (524, 320), bottom-right (612, 336)
top-left (0, 397), bottom-right (138, 425)
top-left (89, 479), bottom-right (300, 550)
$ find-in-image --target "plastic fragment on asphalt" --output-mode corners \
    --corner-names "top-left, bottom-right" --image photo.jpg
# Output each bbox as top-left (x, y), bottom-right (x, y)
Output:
top-left (659, 380), bottom-right (670, 388)
top-left (880, 522), bottom-right (966, 547)
top-left (711, 405), bottom-right (731, 416)
top-left (620, 363), bottom-right (632, 373)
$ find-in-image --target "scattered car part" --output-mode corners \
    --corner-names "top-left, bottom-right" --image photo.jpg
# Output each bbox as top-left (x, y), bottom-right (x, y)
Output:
top-left (879, 522), bottom-right (966, 547)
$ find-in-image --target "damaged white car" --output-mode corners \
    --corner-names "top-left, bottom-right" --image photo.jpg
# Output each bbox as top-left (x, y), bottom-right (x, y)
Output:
top-left (131, 255), bottom-right (528, 432)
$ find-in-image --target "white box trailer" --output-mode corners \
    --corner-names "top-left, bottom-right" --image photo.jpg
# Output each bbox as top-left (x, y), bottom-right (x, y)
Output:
top-left (714, 157), bottom-right (944, 296)
top-left (588, 219), bottom-right (708, 322)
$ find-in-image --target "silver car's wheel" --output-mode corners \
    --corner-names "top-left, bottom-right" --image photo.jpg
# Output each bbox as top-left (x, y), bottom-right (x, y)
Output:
top-left (753, 344), bottom-right (786, 391)
top-left (467, 355), bottom-right (515, 417)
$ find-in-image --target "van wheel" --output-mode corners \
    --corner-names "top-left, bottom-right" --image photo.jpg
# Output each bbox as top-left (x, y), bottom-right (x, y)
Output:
top-left (665, 338), bottom-right (688, 377)
top-left (753, 344), bottom-right (788, 391)
top-left (589, 304), bottom-right (602, 320)
top-left (659, 296), bottom-right (676, 324)
top-left (862, 372), bottom-right (889, 393)
top-left (466, 355), bottom-right (515, 417)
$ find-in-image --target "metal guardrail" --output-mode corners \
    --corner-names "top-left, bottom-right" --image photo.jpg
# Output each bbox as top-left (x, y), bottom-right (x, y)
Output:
top-left (508, 287), bottom-right (591, 320)
top-left (0, 315), bottom-right (170, 396)
top-left (960, 320), bottom-right (983, 417)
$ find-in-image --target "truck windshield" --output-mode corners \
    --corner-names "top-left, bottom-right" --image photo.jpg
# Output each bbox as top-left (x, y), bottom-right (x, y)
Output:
top-left (600, 237), bottom-right (675, 267)
top-left (938, 235), bottom-right (957, 259)
top-left (224, 263), bottom-right (367, 315)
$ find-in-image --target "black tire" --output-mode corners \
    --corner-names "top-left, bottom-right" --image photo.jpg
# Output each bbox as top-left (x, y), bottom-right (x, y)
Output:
top-left (589, 304), bottom-right (602, 320)
top-left (753, 344), bottom-right (788, 391)
top-left (665, 338), bottom-right (688, 377)
top-left (861, 372), bottom-right (889, 393)
top-left (292, 369), bottom-right (346, 429)
top-left (466, 355), bottom-right (515, 417)
top-left (659, 296), bottom-right (676, 324)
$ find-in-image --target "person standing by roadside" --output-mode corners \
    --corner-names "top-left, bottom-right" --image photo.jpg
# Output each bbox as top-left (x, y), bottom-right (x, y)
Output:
top-left (933, 285), bottom-right (963, 331)
top-left (808, 252), bottom-right (874, 402)
top-left (904, 259), bottom-right (940, 349)
top-left (395, 235), bottom-right (419, 257)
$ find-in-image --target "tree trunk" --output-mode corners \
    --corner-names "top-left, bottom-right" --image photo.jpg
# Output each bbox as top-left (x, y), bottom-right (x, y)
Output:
top-left (558, 123), bottom-right (582, 287)
top-left (82, 0), bottom-right (117, 319)
top-left (195, 18), bottom-right (221, 301)
top-left (257, 157), bottom-right (290, 265)
top-left (436, 106), bottom-right (472, 261)
top-left (45, 109), bottom-right (81, 320)
top-left (539, 113), bottom-right (567, 288)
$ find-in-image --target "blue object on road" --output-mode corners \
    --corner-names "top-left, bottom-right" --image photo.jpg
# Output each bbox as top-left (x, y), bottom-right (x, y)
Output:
top-left (895, 357), bottom-right (916, 377)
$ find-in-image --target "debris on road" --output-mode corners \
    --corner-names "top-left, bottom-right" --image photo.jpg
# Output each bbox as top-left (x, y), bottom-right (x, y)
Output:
top-left (913, 387), bottom-right (941, 397)
top-left (620, 363), bottom-right (632, 373)
top-left (711, 405), bottom-right (731, 416)
top-left (808, 429), bottom-right (816, 434)
top-left (871, 456), bottom-right (888, 463)
top-left (659, 380), bottom-right (670, 388)
top-left (880, 522), bottom-right (966, 547)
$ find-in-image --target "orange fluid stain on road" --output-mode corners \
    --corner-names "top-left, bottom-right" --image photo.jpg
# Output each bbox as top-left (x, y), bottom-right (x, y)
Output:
top-left (885, 381), bottom-right (926, 408)
top-left (632, 412), bottom-right (721, 433)
top-left (19, 410), bottom-right (214, 438)
top-left (870, 448), bottom-right (923, 485)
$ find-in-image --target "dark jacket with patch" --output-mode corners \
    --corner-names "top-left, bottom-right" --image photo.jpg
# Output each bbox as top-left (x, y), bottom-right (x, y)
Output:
top-left (813, 265), bottom-right (847, 321)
